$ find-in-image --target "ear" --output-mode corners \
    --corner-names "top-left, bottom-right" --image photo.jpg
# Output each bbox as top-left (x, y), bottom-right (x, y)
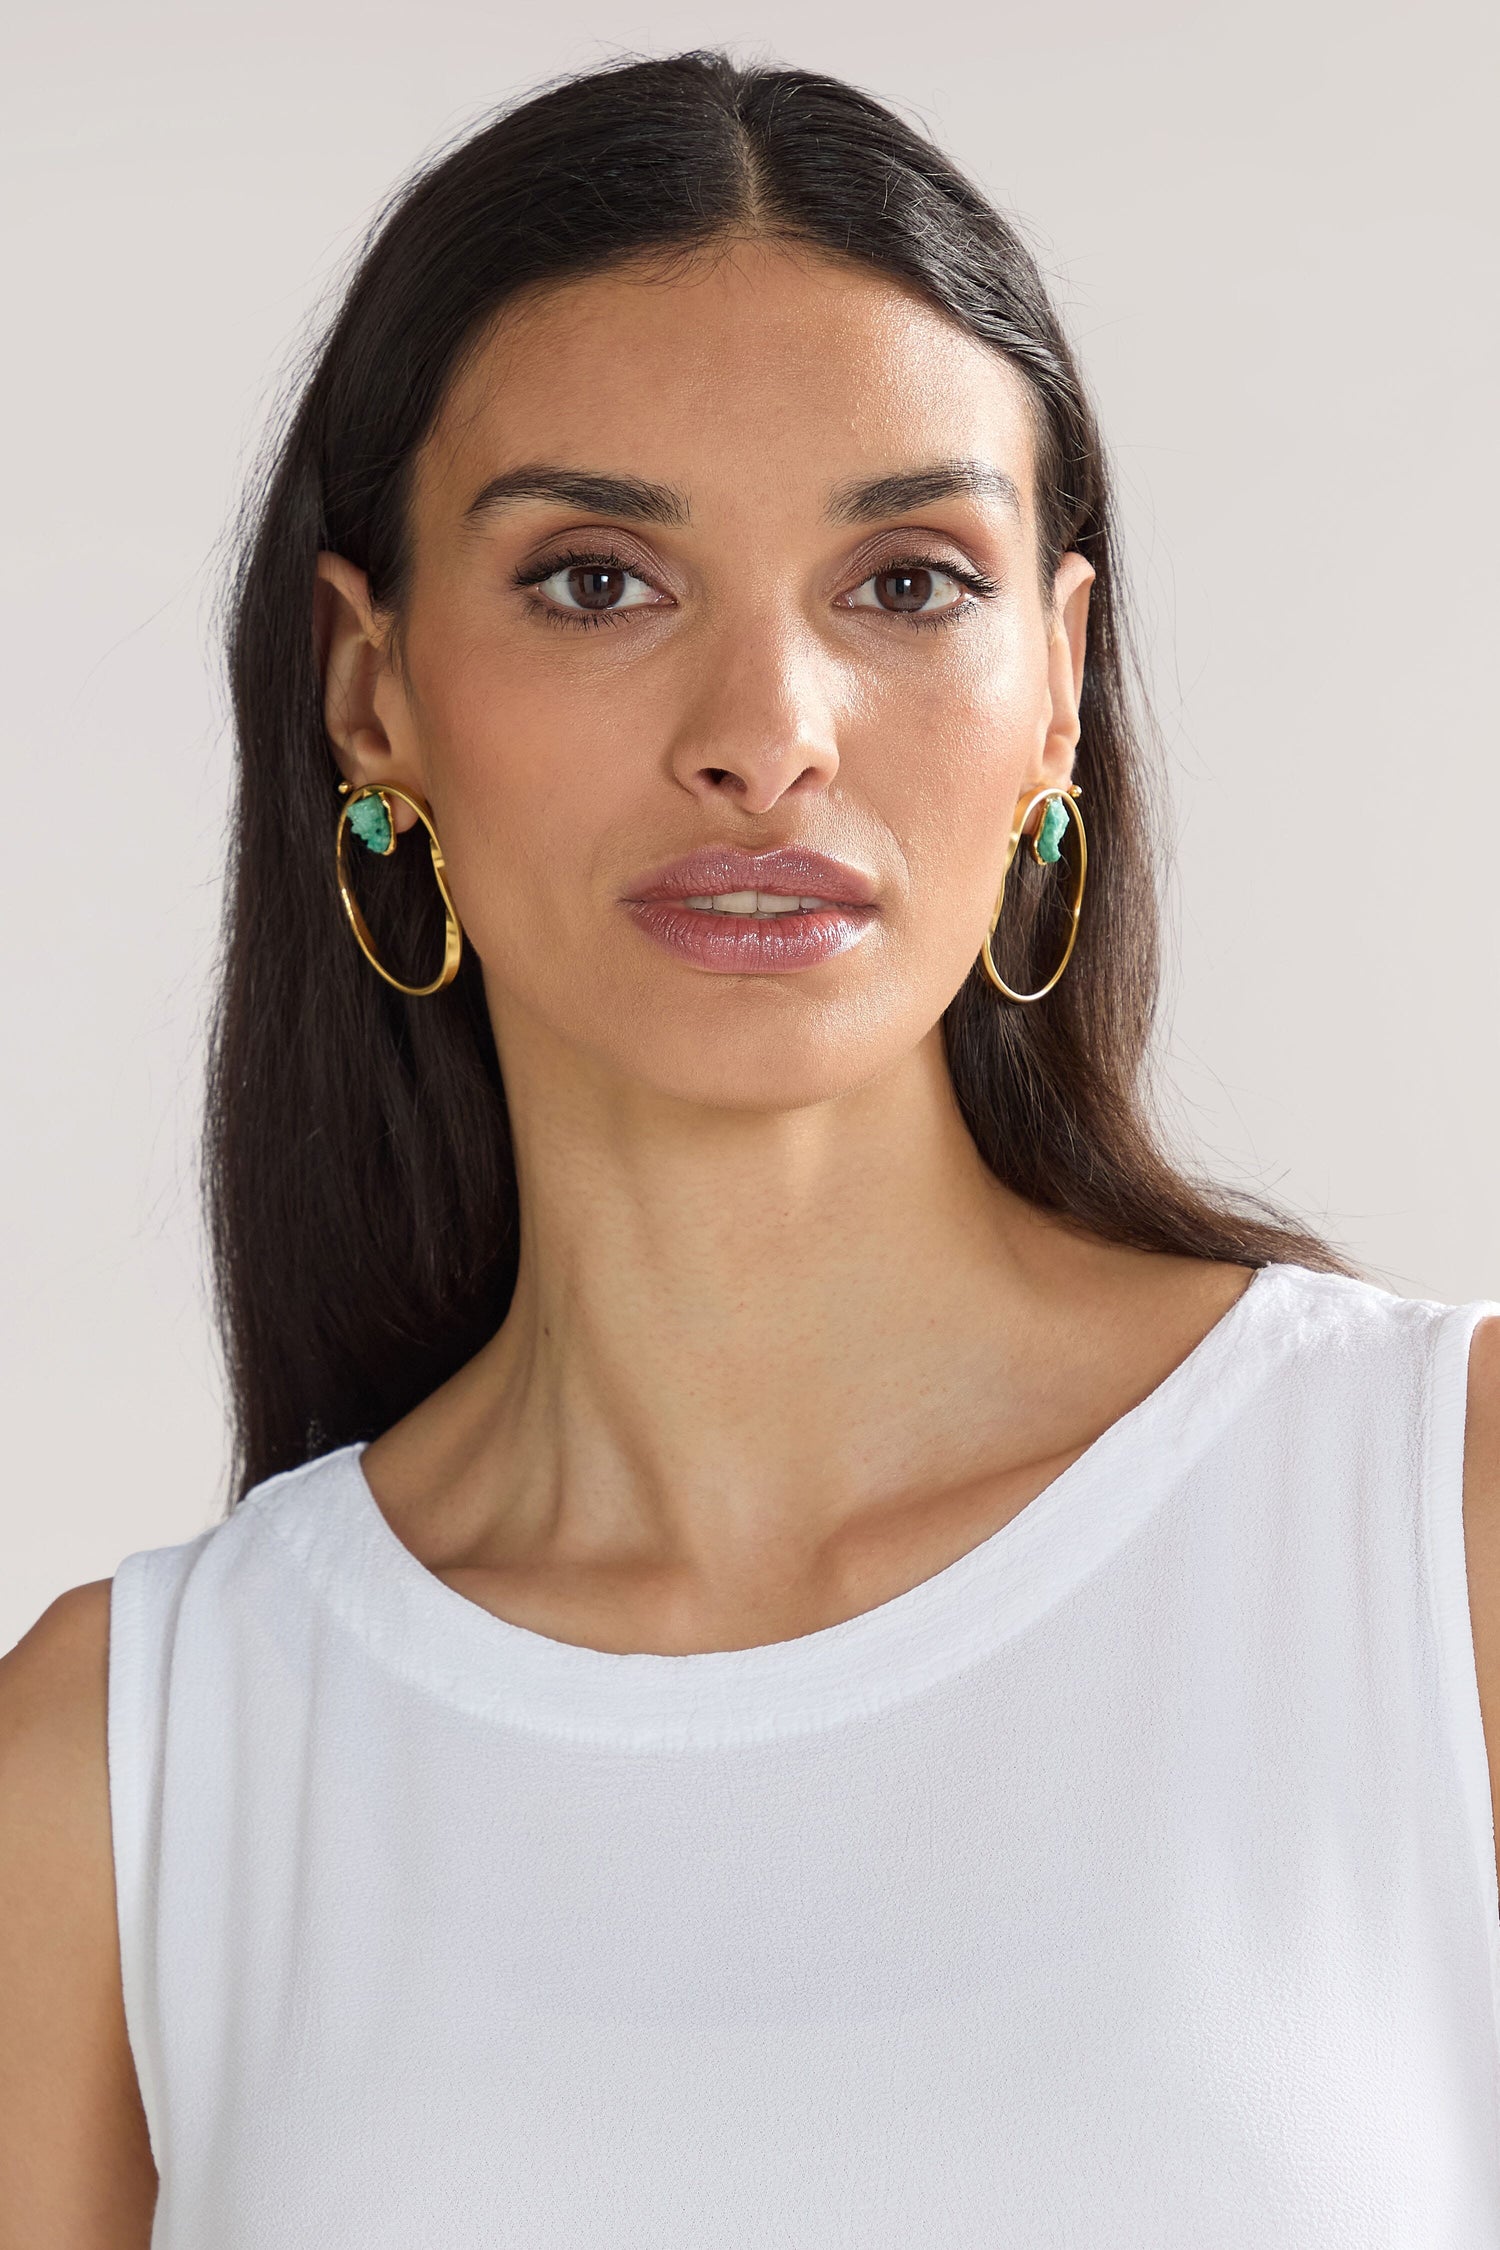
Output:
top-left (314, 553), bottom-right (423, 833)
top-left (1049, 549), bottom-right (1094, 732)
top-left (1017, 549), bottom-right (1095, 833)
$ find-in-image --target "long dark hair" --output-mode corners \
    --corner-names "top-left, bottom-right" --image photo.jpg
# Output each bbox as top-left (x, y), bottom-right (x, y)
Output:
top-left (207, 49), bottom-right (1348, 1507)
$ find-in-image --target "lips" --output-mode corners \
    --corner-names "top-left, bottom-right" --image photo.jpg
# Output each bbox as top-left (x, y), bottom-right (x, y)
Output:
top-left (625, 845), bottom-right (877, 908)
top-left (622, 844), bottom-right (878, 975)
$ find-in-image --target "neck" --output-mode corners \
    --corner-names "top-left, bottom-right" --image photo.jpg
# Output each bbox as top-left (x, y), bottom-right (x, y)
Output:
top-left (416, 1013), bottom-right (1128, 1576)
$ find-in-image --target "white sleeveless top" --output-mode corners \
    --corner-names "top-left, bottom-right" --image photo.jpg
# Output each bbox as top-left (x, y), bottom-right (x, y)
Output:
top-left (108, 1263), bottom-right (1500, 2246)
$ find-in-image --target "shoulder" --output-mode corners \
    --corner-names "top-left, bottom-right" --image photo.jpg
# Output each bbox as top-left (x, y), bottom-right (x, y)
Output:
top-left (1460, 1314), bottom-right (1500, 1898)
top-left (0, 1581), bottom-right (158, 2236)
top-left (0, 1579), bottom-right (115, 1948)
top-left (1465, 1314), bottom-right (1500, 1487)
top-left (0, 1575), bottom-right (114, 1763)
top-left (1463, 1314), bottom-right (1500, 1656)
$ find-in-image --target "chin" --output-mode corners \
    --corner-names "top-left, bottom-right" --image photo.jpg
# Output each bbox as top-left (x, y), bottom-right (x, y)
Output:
top-left (601, 1001), bottom-right (931, 1117)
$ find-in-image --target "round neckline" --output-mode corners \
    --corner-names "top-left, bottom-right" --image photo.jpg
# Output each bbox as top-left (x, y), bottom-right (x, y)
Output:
top-left (257, 1261), bottom-right (1302, 1751)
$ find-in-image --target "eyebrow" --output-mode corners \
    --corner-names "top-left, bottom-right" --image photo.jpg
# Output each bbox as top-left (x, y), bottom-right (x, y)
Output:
top-left (459, 456), bottom-right (1022, 532)
top-left (462, 465), bottom-right (689, 526)
top-left (825, 460), bottom-right (1022, 524)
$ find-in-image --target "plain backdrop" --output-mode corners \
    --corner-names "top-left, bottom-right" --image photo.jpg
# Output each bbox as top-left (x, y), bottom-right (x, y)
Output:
top-left (3, 0), bottom-right (1496, 1651)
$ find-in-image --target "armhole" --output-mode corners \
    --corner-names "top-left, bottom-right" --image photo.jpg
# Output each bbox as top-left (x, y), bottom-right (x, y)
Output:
top-left (1422, 1298), bottom-right (1500, 2055)
top-left (107, 1536), bottom-right (212, 2177)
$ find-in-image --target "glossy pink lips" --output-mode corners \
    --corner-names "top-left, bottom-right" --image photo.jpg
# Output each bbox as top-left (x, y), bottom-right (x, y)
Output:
top-left (623, 845), bottom-right (878, 975)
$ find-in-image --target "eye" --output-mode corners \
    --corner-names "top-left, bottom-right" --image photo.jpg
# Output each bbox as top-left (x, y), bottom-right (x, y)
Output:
top-left (517, 558), bottom-right (670, 630)
top-left (845, 560), bottom-right (998, 625)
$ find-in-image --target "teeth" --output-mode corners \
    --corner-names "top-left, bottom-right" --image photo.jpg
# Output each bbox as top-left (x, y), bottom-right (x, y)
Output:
top-left (680, 892), bottom-right (837, 915)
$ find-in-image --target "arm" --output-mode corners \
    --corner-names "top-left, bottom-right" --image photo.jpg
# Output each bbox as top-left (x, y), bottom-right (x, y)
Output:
top-left (0, 1582), bottom-right (158, 2248)
top-left (1462, 1315), bottom-right (1500, 1905)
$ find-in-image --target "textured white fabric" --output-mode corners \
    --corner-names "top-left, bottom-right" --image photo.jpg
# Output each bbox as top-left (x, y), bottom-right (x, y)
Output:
top-left (108, 1262), bottom-right (1500, 2246)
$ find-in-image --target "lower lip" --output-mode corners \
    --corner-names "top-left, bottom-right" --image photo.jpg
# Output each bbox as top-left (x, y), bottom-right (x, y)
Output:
top-left (623, 900), bottom-right (877, 973)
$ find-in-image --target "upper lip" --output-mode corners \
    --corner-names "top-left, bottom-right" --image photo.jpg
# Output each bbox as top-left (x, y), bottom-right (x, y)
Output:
top-left (625, 845), bottom-right (877, 907)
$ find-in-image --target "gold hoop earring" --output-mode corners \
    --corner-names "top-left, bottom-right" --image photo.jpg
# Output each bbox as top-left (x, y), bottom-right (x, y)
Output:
top-left (979, 783), bottom-right (1087, 1003)
top-left (335, 783), bottom-right (463, 996)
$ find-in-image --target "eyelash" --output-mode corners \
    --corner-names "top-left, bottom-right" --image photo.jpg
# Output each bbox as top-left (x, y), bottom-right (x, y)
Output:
top-left (511, 548), bottom-right (1000, 631)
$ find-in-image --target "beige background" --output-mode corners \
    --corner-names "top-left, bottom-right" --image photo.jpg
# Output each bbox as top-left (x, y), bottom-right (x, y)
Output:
top-left (3, 0), bottom-right (1496, 1651)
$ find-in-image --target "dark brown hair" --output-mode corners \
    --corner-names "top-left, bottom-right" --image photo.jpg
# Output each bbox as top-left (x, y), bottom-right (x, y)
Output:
top-left (207, 49), bottom-right (1348, 1506)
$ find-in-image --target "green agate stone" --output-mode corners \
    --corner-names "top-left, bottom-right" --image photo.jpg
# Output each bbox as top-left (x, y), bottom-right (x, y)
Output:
top-left (348, 792), bottom-right (393, 854)
top-left (1036, 796), bottom-right (1070, 864)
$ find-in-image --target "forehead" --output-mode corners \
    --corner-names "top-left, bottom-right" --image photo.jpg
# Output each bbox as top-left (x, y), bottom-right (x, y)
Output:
top-left (416, 241), bottom-right (1040, 525)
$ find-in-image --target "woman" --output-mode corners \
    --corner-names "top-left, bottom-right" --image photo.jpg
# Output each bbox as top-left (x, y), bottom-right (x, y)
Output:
top-left (3, 49), bottom-right (1498, 2246)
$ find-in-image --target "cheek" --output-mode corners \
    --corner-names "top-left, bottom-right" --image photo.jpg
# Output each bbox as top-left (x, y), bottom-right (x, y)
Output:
top-left (401, 581), bottom-right (1053, 1092)
top-left (417, 658), bottom-right (634, 983)
top-left (860, 649), bottom-right (1044, 929)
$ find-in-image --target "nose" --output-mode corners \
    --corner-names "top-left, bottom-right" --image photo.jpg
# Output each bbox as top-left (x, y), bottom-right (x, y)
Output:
top-left (665, 614), bottom-right (841, 815)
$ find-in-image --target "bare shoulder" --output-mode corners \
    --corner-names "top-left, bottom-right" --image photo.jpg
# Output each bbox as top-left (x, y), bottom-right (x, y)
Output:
top-left (1466, 1315), bottom-right (1500, 1495)
top-left (0, 1581), bottom-right (157, 2246)
top-left (1462, 1316), bottom-right (1500, 1890)
top-left (1463, 1315), bottom-right (1500, 1617)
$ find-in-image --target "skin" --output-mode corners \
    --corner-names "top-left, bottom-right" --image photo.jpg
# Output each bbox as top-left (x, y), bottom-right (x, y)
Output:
top-left (1, 237), bottom-right (1496, 2240)
top-left (313, 240), bottom-right (1259, 1650)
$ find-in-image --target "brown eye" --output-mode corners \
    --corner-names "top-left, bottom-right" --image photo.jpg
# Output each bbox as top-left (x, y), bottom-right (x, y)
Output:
top-left (845, 562), bottom-right (969, 617)
top-left (527, 560), bottom-right (665, 615)
top-left (874, 568), bottom-right (935, 612)
top-left (567, 566), bottom-right (628, 610)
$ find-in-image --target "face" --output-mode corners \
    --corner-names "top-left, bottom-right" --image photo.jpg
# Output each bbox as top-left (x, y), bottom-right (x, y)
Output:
top-left (317, 240), bottom-right (1093, 1113)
